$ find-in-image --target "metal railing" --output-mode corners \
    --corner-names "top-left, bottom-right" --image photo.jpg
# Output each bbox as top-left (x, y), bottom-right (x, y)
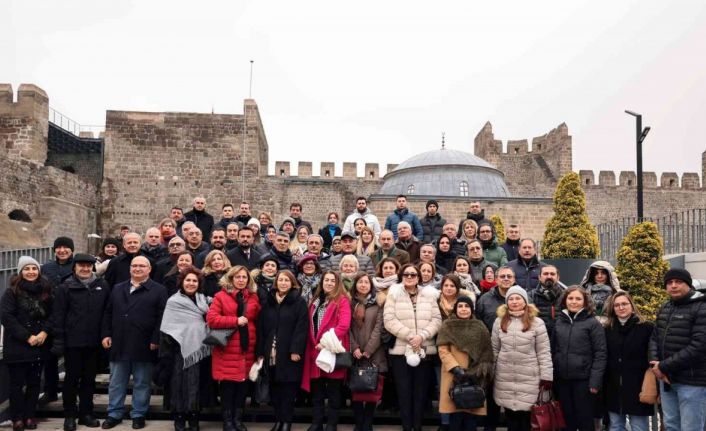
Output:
top-left (0, 247), bottom-right (53, 297)
top-left (596, 209), bottom-right (706, 262)
top-left (49, 107), bottom-right (104, 137)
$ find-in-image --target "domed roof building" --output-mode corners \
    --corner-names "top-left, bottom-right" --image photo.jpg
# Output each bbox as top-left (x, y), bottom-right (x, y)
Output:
top-left (379, 147), bottom-right (511, 198)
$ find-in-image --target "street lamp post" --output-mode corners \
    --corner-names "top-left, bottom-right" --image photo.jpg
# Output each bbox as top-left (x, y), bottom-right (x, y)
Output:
top-left (625, 110), bottom-right (651, 221)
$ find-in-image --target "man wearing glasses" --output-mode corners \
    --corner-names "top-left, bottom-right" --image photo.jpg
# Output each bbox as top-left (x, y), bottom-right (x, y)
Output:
top-left (154, 236), bottom-right (186, 282)
top-left (101, 256), bottom-right (167, 430)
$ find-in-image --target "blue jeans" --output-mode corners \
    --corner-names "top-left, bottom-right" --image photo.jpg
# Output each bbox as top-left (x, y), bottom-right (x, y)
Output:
top-left (607, 412), bottom-right (649, 431)
top-left (659, 381), bottom-right (706, 431)
top-left (107, 361), bottom-right (153, 420)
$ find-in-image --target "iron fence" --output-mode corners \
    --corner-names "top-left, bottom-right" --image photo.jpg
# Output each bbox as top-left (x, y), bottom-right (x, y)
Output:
top-left (0, 247), bottom-right (53, 297)
top-left (596, 209), bottom-right (706, 262)
top-left (49, 107), bottom-right (104, 137)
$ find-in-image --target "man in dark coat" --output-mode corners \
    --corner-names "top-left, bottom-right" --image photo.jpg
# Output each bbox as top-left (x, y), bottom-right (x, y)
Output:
top-left (185, 228), bottom-right (210, 257)
top-left (648, 268), bottom-right (706, 431)
top-left (50, 254), bottom-right (110, 430)
top-left (140, 228), bottom-right (168, 262)
top-left (269, 232), bottom-right (297, 273)
top-left (501, 224), bottom-right (521, 262)
top-left (527, 265), bottom-right (564, 340)
top-left (372, 230), bottom-right (410, 267)
top-left (456, 201), bottom-right (491, 239)
top-left (289, 203), bottom-right (313, 232)
top-left (101, 256), bottom-right (167, 430)
top-left (40, 236), bottom-right (76, 402)
top-left (183, 196), bottom-right (215, 240)
top-left (234, 201), bottom-right (253, 226)
top-left (395, 221), bottom-right (421, 263)
top-left (170, 207), bottom-right (186, 238)
top-left (217, 203), bottom-right (237, 230)
top-left (507, 238), bottom-right (544, 292)
top-left (195, 227), bottom-right (227, 268)
top-left (153, 236), bottom-right (186, 284)
top-left (226, 227), bottom-right (263, 270)
top-left (420, 199), bottom-right (446, 244)
top-left (104, 233), bottom-right (156, 288)
top-left (384, 195), bottom-right (423, 240)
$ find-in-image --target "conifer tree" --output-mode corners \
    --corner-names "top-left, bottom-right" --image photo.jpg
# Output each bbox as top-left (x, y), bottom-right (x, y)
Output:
top-left (490, 214), bottom-right (506, 244)
top-left (616, 221), bottom-right (669, 321)
top-left (542, 172), bottom-right (600, 259)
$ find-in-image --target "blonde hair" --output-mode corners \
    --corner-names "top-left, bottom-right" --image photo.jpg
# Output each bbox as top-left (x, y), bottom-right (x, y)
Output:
top-left (339, 254), bottom-right (359, 273)
top-left (219, 265), bottom-right (256, 293)
top-left (202, 250), bottom-right (232, 276)
top-left (461, 219), bottom-right (478, 240)
top-left (355, 226), bottom-right (378, 257)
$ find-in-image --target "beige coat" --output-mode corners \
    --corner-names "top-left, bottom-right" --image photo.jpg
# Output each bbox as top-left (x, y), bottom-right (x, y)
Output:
top-left (438, 344), bottom-right (487, 415)
top-left (383, 283), bottom-right (442, 355)
top-left (350, 299), bottom-right (388, 372)
top-left (491, 305), bottom-right (553, 411)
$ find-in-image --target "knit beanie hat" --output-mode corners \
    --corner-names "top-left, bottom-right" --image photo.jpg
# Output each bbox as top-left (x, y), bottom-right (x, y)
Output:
top-left (505, 285), bottom-right (529, 305)
top-left (102, 237), bottom-right (121, 249)
top-left (17, 256), bottom-right (40, 274)
top-left (247, 218), bottom-right (261, 228)
top-left (53, 236), bottom-right (75, 251)
top-left (664, 268), bottom-right (693, 289)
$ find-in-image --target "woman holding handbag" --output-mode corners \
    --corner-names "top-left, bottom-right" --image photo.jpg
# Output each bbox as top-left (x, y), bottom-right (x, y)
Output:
top-left (207, 265), bottom-right (261, 431)
top-left (256, 270), bottom-right (309, 431)
top-left (349, 272), bottom-right (387, 431)
top-left (437, 296), bottom-right (494, 431)
top-left (383, 263), bottom-right (442, 431)
top-left (302, 270), bottom-right (351, 431)
top-left (552, 286), bottom-right (607, 431)
top-left (491, 286), bottom-right (553, 431)
top-left (603, 292), bottom-right (654, 431)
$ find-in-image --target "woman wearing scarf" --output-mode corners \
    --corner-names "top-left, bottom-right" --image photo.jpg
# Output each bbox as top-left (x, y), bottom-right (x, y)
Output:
top-left (252, 255), bottom-right (279, 306)
top-left (437, 296), bottom-right (494, 431)
top-left (202, 250), bottom-right (232, 297)
top-left (317, 212), bottom-right (342, 253)
top-left (0, 257), bottom-right (53, 431)
top-left (339, 255), bottom-right (360, 292)
top-left (579, 261), bottom-right (621, 324)
top-left (419, 262), bottom-right (442, 290)
top-left (158, 267), bottom-right (213, 431)
top-left (95, 237), bottom-right (121, 277)
top-left (452, 257), bottom-right (480, 303)
top-left (603, 292), bottom-right (654, 431)
top-left (384, 263), bottom-right (442, 431)
top-left (296, 253), bottom-right (322, 304)
top-left (479, 264), bottom-right (497, 295)
top-left (372, 257), bottom-right (400, 307)
top-left (302, 271), bottom-right (351, 431)
top-left (356, 226), bottom-right (378, 258)
top-left (349, 273), bottom-right (387, 431)
top-left (435, 234), bottom-right (457, 275)
top-left (207, 266), bottom-right (261, 431)
top-left (256, 270), bottom-right (309, 431)
top-left (491, 286), bottom-right (553, 431)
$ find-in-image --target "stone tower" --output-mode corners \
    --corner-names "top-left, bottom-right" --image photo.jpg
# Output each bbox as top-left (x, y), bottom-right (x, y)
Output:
top-left (0, 83), bottom-right (49, 164)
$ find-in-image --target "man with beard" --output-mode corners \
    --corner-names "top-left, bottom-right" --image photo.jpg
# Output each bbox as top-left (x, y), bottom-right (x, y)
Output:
top-left (183, 196), bottom-right (214, 240)
top-left (507, 238), bottom-right (544, 292)
top-left (371, 230), bottom-right (410, 267)
top-left (195, 228), bottom-right (226, 268)
top-left (169, 207), bottom-right (186, 238)
top-left (342, 197), bottom-right (382, 238)
top-left (323, 231), bottom-right (375, 276)
top-left (527, 265), bottom-right (564, 339)
top-left (226, 227), bottom-right (262, 270)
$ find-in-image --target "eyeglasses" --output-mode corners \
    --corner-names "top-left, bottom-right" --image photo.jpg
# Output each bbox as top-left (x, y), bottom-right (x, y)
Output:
top-left (498, 274), bottom-right (513, 279)
top-left (168, 243), bottom-right (184, 248)
top-left (402, 273), bottom-right (418, 278)
top-left (613, 302), bottom-right (631, 309)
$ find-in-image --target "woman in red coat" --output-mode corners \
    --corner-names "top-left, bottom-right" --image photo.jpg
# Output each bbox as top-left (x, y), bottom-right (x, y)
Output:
top-left (302, 270), bottom-right (351, 431)
top-left (207, 265), bottom-right (261, 431)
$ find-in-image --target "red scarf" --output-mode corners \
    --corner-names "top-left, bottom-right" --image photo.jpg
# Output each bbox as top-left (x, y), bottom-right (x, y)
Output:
top-left (479, 280), bottom-right (497, 293)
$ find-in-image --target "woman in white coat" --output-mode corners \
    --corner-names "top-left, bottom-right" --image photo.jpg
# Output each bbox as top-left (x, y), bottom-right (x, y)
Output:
top-left (491, 286), bottom-right (553, 431)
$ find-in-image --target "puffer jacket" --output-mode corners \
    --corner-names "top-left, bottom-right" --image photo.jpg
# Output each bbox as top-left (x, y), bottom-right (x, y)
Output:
top-left (527, 282), bottom-right (565, 339)
top-left (475, 286), bottom-right (507, 331)
top-left (421, 213), bottom-right (447, 244)
top-left (207, 287), bottom-right (261, 382)
top-left (648, 289), bottom-right (706, 386)
top-left (508, 256), bottom-right (544, 292)
top-left (492, 305), bottom-right (553, 412)
top-left (552, 309), bottom-right (607, 389)
top-left (383, 283), bottom-right (442, 355)
top-left (384, 208), bottom-right (424, 240)
top-left (482, 241), bottom-right (508, 268)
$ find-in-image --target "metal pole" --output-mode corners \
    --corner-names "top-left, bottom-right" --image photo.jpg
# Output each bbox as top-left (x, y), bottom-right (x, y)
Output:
top-left (636, 114), bottom-right (644, 221)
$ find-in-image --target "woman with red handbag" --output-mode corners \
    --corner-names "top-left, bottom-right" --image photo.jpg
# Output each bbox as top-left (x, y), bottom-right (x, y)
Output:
top-left (491, 286), bottom-right (553, 431)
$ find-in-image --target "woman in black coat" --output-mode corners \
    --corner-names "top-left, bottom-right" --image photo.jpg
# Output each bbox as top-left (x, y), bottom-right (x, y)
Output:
top-left (552, 286), bottom-right (607, 431)
top-left (256, 269), bottom-right (309, 431)
top-left (318, 212), bottom-right (342, 253)
top-left (603, 292), bottom-right (654, 431)
top-left (0, 256), bottom-right (53, 431)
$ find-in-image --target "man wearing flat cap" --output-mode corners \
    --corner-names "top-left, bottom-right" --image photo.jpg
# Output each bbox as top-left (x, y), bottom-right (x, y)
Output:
top-left (648, 268), bottom-right (706, 431)
top-left (50, 254), bottom-right (110, 431)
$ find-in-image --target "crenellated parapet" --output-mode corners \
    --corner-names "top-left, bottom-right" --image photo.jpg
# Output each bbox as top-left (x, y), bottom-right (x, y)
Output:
top-left (579, 170), bottom-right (703, 189)
top-left (0, 83), bottom-right (49, 164)
top-left (268, 162), bottom-right (387, 180)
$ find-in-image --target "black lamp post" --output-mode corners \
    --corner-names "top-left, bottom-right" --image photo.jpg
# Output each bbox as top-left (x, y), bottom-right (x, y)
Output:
top-left (625, 110), bottom-right (651, 221)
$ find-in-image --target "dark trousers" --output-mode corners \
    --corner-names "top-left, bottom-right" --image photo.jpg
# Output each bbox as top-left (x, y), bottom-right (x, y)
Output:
top-left (63, 347), bottom-right (99, 416)
top-left (555, 379), bottom-right (594, 431)
top-left (43, 351), bottom-right (59, 395)
top-left (450, 412), bottom-right (477, 431)
top-left (270, 381), bottom-right (299, 423)
top-left (310, 377), bottom-right (342, 427)
top-left (220, 381), bottom-right (248, 412)
top-left (8, 361), bottom-right (43, 421)
top-left (352, 401), bottom-right (376, 431)
top-left (482, 383), bottom-right (500, 430)
top-left (504, 409), bottom-right (531, 431)
top-left (390, 355), bottom-right (432, 430)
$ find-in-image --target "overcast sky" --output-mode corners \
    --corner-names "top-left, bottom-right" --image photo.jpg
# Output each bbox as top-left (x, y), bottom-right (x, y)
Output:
top-left (4, 1), bottom-right (706, 180)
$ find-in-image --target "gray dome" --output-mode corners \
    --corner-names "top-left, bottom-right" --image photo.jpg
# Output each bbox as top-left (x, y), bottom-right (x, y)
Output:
top-left (380, 148), bottom-right (511, 198)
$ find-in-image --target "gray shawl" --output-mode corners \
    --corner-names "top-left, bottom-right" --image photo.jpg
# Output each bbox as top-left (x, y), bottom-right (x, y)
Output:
top-left (160, 292), bottom-right (212, 369)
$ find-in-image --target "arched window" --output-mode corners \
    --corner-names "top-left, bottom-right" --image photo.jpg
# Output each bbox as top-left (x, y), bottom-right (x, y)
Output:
top-left (459, 181), bottom-right (469, 197)
top-left (407, 184), bottom-right (415, 195)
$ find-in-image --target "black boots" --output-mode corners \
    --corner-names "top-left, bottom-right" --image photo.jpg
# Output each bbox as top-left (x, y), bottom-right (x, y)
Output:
top-left (233, 409), bottom-right (247, 431)
top-left (187, 412), bottom-right (199, 431)
top-left (222, 410), bottom-right (236, 431)
top-left (64, 417), bottom-right (77, 431)
top-left (173, 414), bottom-right (186, 431)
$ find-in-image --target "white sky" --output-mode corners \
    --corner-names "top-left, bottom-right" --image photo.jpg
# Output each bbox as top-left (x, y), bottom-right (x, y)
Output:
top-left (3, 0), bottom-right (706, 179)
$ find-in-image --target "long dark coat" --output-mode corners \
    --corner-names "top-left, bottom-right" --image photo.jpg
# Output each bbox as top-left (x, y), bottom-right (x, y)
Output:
top-left (604, 316), bottom-right (654, 416)
top-left (0, 282), bottom-right (52, 363)
top-left (256, 288), bottom-right (309, 383)
top-left (51, 275), bottom-right (111, 350)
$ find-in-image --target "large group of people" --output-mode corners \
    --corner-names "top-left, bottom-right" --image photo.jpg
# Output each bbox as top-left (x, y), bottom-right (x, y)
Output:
top-left (2, 195), bottom-right (705, 431)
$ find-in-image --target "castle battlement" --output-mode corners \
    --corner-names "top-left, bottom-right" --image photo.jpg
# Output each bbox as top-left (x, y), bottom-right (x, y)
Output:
top-left (272, 161), bottom-right (388, 180)
top-left (0, 83), bottom-right (49, 164)
top-left (579, 169), bottom-right (702, 189)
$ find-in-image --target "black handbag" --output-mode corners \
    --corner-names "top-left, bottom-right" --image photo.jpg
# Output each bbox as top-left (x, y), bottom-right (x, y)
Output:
top-left (202, 328), bottom-right (235, 347)
top-left (449, 381), bottom-right (486, 409)
top-left (348, 363), bottom-right (379, 392)
top-left (254, 366), bottom-right (270, 404)
top-left (334, 352), bottom-right (354, 370)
